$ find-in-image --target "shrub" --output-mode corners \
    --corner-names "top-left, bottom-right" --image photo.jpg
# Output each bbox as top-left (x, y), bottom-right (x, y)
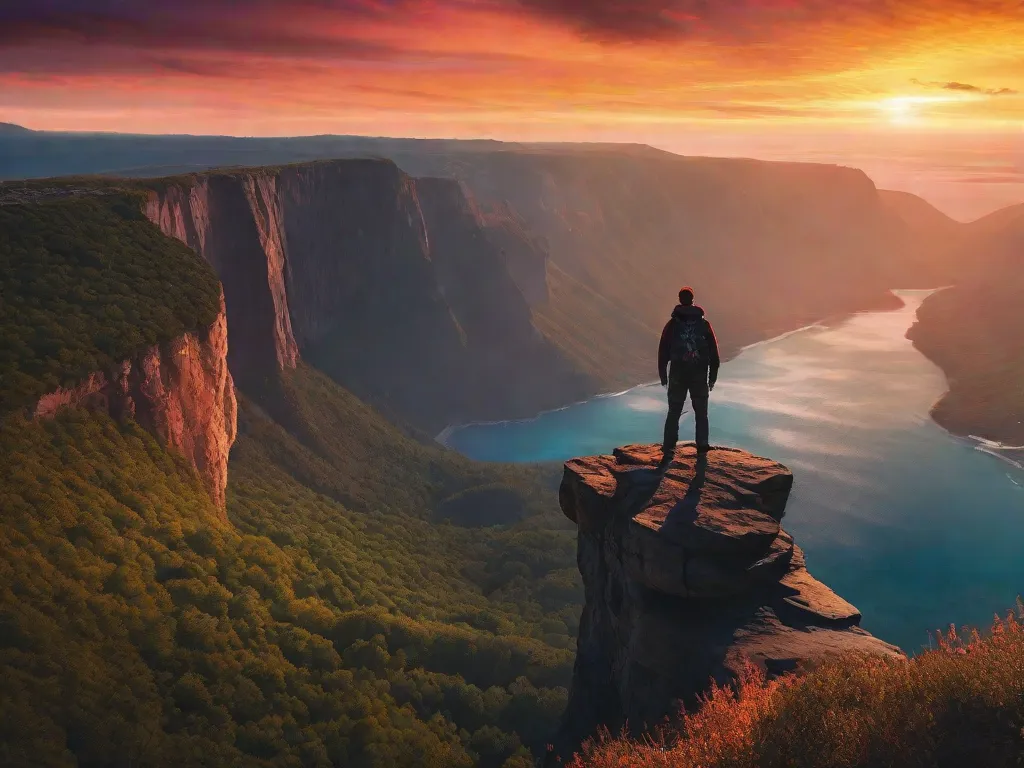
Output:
top-left (572, 608), bottom-right (1024, 768)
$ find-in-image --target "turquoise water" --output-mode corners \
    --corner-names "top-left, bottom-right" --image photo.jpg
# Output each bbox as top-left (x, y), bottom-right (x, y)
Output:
top-left (443, 291), bottom-right (1024, 653)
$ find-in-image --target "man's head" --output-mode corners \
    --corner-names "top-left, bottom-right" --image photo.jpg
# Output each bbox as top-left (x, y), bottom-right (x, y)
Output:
top-left (678, 286), bottom-right (695, 306)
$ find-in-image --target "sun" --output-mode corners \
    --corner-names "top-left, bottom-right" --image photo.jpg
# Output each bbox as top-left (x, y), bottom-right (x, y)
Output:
top-left (883, 97), bottom-right (915, 123)
top-left (881, 96), bottom-right (935, 125)
top-left (878, 93), bottom-right (975, 126)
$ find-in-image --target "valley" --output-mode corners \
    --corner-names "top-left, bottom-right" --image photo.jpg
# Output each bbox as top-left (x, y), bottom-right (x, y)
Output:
top-left (0, 190), bottom-right (576, 766)
top-left (1, 140), bottom-right (1022, 767)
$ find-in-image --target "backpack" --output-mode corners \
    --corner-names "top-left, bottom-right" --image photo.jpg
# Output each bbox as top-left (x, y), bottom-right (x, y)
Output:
top-left (670, 317), bottom-right (708, 364)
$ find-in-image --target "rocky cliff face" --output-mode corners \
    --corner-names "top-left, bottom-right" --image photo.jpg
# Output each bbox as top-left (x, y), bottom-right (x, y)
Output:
top-left (35, 294), bottom-right (237, 514)
top-left (146, 176), bottom-right (299, 393)
top-left (410, 176), bottom-right (582, 423)
top-left (551, 443), bottom-right (900, 760)
top-left (146, 160), bottom-right (588, 432)
top-left (473, 198), bottom-right (551, 306)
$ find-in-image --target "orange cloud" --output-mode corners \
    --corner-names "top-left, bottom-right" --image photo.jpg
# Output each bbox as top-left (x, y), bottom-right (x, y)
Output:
top-left (0, 0), bottom-right (1020, 135)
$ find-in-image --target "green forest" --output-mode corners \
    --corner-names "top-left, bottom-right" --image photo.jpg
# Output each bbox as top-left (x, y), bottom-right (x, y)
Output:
top-left (0, 194), bottom-right (584, 766)
top-left (0, 193), bottom-right (223, 411)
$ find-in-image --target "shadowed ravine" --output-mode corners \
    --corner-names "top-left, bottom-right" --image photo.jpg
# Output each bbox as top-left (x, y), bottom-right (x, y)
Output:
top-left (443, 291), bottom-right (1024, 652)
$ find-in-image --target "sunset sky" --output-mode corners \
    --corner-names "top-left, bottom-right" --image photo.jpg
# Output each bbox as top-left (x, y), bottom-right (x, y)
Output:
top-left (1, 0), bottom-right (1022, 218)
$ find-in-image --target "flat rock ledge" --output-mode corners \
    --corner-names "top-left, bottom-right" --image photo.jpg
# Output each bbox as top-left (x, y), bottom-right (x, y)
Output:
top-left (550, 444), bottom-right (902, 763)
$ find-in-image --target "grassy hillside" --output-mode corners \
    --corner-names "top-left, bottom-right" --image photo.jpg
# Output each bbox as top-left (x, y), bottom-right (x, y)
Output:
top-left (0, 193), bottom-right (222, 412)
top-left (571, 610), bottom-right (1024, 768)
top-left (0, 363), bottom-right (583, 767)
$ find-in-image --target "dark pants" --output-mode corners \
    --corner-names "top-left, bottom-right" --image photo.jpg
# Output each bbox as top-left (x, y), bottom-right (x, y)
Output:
top-left (663, 363), bottom-right (710, 451)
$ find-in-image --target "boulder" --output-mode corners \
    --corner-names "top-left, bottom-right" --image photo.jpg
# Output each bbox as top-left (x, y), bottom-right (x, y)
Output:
top-left (550, 443), bottom-right (901, 763)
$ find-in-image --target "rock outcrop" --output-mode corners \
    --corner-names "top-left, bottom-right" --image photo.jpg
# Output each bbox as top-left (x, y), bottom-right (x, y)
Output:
top-left (146, 160), bottom-right (588, 432)
top-left (35, 294), bottom-right (237, 515)
top-left (552, 443), bottom-right (900, 760)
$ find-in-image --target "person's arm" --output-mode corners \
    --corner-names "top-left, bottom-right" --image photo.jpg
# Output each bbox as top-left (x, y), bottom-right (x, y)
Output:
top-left (658, 320), bottom-right (674, 385)
top-left (706, 320), bottom-right (721, 389)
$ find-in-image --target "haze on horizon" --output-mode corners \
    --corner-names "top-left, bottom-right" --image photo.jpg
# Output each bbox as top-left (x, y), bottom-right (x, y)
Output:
top-left (1, 0), bottom-right (1022, 220)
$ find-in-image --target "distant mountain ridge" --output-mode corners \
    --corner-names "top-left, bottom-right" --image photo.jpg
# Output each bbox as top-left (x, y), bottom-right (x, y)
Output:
top-left (968, 201), bottom-right (1024, 235)
top-left (0, 130), bottom-right (657, 180)
top-left (879, 189), bottom-right (960, 233)
top-left (0, 121), bottom-right (32, 135)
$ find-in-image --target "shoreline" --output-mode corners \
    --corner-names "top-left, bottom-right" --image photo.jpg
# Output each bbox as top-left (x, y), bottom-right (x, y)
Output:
top-left (435, 380), bottom-right (659, 445)
top-left (907, 286), bottom-right (1024, 457)
top-left (928, 414), bottom-right (1024, 472)
top-left (973, 446), bottom-right (1024, 473)
top-left (436, 289), bottom-right (914, 446)
top-left (439, 288), bottom-right (1024, 479)
top-left (964, 435), bottom-right (1024, 471)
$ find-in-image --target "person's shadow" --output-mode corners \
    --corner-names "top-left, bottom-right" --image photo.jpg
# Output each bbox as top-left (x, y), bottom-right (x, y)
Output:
top-left (618, 453), bottom-right (710, 529)
top-left (657, 454), bottom-right (708, 540)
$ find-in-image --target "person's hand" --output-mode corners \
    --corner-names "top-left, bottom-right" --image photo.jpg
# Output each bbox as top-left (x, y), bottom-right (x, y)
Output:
top-left (709, 379), bottom-right (716, 392)
top-left (660, 379), bottom-right (668, 388)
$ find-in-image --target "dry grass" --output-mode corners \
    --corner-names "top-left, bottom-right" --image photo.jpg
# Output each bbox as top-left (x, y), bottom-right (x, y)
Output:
top-left (571, 606), bottom-right (1024, 768)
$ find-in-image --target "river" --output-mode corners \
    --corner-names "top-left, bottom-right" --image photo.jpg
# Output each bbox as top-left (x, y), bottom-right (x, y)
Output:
top-left (442, 291), bottom-right (1024, 653)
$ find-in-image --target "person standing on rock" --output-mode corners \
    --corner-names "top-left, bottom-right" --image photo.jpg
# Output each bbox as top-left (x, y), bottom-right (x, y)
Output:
top-left (658, 286), bottom-right (720, 464)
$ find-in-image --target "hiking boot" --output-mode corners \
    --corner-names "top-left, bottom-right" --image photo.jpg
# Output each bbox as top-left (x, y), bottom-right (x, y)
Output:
top-left (696, 443), bottom-right (711, 454)
top-left (658, 448), bottom-right (674, 468)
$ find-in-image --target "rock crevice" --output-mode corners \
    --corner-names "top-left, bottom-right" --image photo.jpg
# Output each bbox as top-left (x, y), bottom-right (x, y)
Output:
top-left (554, 443), bottom-right (900, 760)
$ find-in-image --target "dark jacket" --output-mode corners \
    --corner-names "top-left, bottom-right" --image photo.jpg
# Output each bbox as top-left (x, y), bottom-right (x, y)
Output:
top-left (658, 304), bottom-right (721, 385)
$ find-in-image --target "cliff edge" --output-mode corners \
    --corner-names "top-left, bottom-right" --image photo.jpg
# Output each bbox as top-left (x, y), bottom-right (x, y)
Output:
top-left (34, 292), bottom-right (237, 514)
top-left (551, 443), bottom-right (900, 761)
